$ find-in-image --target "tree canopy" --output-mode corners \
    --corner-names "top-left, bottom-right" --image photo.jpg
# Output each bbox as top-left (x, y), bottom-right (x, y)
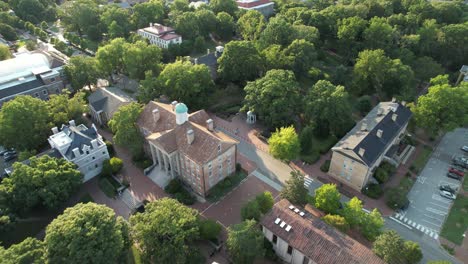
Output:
top-left (65, 56), bottom-right (100, 91)
top-left (47, 91), bottom-right (87, 126)
top-left (0, 237), bottom-right (45, 264)
top-left (227, 219), bottom-right (265, 264)
top-left (108, 103), bottom-right (143, 157)
top-left (268, 126), bottom-right (301, 161)
top-left (280, 170), bottom-right (309, 206)
top-left (0, 44), bottom-right (11, 61)
top-left (373, 230), bottom-right (423, 264)
top-left (237, 10), bottom-right (266, 41)
top-left (217, 40), bottom-right (263, 83)
top-left (314, 183), bottom-right (341, 214)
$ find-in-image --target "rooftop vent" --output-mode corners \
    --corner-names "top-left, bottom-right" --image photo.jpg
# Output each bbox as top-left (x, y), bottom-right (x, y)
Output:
top-left (377, 108), bottom-right (384, 116)
top-left (392, 97), bottom-right (397, 103)
top-left (299, 212), bottom-right (305, 217)
top-left (275, 218), bottom-right (281, 224)
top-left (376, 129), bottom-right (383, 138)
top-left (280, 221), bottom-right (286, 228)
top-left (392, 113), bottom-right (398, 122)
top-left (285, 225), bottom-right (292, 232)
top-left (361, 122), bottom-right (367, 131)
top-left (294, 208), bottom-right (300, 213)
top-left (358, 147), bottom-right (365, 157)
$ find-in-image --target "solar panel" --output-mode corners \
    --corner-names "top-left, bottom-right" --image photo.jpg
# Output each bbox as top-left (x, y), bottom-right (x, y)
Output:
top-left (280, 221), bottom-right (286, 228)
top-left (275, 218), bottom-right (281, 224)
top-left (285, 225), bottom-right (292, 232)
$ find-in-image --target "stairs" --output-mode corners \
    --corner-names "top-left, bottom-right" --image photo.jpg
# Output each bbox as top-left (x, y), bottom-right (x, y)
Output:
top-left (120, 189), bottom-right (140, 210)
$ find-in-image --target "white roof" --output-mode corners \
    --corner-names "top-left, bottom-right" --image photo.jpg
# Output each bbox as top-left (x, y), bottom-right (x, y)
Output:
top-left (0, 52), bottom-right (51, 84)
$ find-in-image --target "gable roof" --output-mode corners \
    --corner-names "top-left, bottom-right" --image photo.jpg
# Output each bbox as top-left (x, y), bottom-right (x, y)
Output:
top-left (261, 199), bottom-right (384, 264)
top-left (332, 101), bottom-right (412, 166)
top-left (137, 101), bottom-right (237, 164)
top-left (88, 87), bottom-right (134, 118)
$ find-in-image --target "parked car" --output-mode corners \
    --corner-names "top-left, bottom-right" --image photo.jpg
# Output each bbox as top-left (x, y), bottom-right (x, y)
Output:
top-left (0, 149), bottom-right (9, 156)
top-left (449, 167), bottom-right (465, 177)
top-left (447, 172), bottom-right (462, 180)
top-left (452, 156), bottom-right (468, 166)
top-left (439, 190), bottom-right (456, 200)
top-left (439, 184), bottom-right (457, 194)
top-left (462, 146), bottom-right (468, 153)
top-left (3, 150), bottom-right (16, 157)
top-left (4, 153), bottom-right (17, 162)
top-left (452, 159), bottom-right (468, 169)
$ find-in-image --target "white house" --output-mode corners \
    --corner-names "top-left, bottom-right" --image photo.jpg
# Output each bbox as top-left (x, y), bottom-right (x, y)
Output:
top-left (236, 0), bottom-right (275, 17)
top-left (137, 23), bottom-right (182, 49)
top-left (48, 120), bottom-right (109, 182)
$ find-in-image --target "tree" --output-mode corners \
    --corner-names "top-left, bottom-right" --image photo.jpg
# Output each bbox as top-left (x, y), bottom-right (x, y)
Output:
top-left (130, 198), bottom-right (200, 263)
top-left (101, 5), bottom-right (131, 39)
top-left (95, 38), bottom-right (126, 81)
top-left (0, 237), bottom-right (45, 264)
top-left (411, 77), bottom-right (468, 134)
top-left (237, 10), bottom-right (266, 41)
top-left (403, 241), bottom-right (423, 264)
top-left (131, 0), bottom-right (165, 29)
top-left (59, 0), bottom-right (101, 40)
top-left (0, 156), bottom-right (82, 213)
top-left (195, 9), bottom-right (217, 37)
top-left (227, 219), bottom-right (264, 264)
top-left (411, 56), bottom-right (444, 83)
top-left (268, 126), bottom-right (300, 161)
top-left (337, 16), bottom-right (367, 56)
top-left (108, 103), bottom-right (143, 157)
top-left (241, 199), bottom-right (261, 221)
top-left (283, 39), bottom-right (317, 76)
top-left (123, 41), bottom-right (162, 80)
top-left (293, 24), bottom-right (320, 45)
top-left (0, 96), bottom-right (50, 151)
top-left (314, 183), bottom-right (341, 214)
top-left (261, 44), bottom-right (289, 71)
top-left (209, 0), bottom-right (238, 16)
top-left (48, 91), bottom-right (87, 126)
top-left (215, 12), bottom-right (235, 40)
top-left (432, 1), bottom-right (463, 25)
top-left (217, 40), bottom-right (263, 83)
top-left (0, 23), bottom-right (18, 41)
top-left (363, 17), bottom-right (395, 52)
top-left (256, 191), bottom-right (274, 214)
top-left (45, 203), bottom-right (129, 264)
top-left (0, 44), bottom-right (11, 60)
top-left (437, 23), bottom-right (468, 68)
top-left (138, 71), bottom-right (163, 103)
top-left (175, 12), bottom-right (200, 40)
top-left (109, 157), bottom-right (123, 174)
top-left (373, 230), bottom-right (407, 263)
top-left (258, 17), bottom-right (296, 49)
top-left (342, 197), bottom-right (364, 228)
top-left (65, 56), bottom-right (100, 91)
top-left (322, 214), bottom-right (349, 232)
top-left (10, 0), bottom-right (56, 24)
top-left (299, 125), bottom-right (314, 154)
top-left (243, 70), bottom-right (300, 129)
top-left (158, 60), bottom-right (214, 109)
top-left (305, 80), bottom-right (353, 137)
top-left (361, 209), bottom-right (384, 241)
top-left (280, 170), bottom-right (308, 205)
top-left (199, 219), bottom-right (222, 241)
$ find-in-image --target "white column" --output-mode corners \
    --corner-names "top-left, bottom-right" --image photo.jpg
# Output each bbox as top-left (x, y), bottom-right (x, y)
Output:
top-left (163, 154), bottom-right (169, 173)
top-left (169, 156), bottom-right (175, 179)
top-left (156, 149), bottom-right (162, 167)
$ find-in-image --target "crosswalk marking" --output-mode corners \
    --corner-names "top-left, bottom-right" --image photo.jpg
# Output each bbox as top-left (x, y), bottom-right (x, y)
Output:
top-left (304, 176), bottom-right (313, 187)
top-left (392, 213), bottom-right (439, 240)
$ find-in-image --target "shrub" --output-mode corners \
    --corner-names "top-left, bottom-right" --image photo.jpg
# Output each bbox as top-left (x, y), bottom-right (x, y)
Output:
top-left (101, 159), bottom-right (112, 177)
top-left (320, 160), bottom-right (331, 172)
top-left (301, 151), bottom-right (320, 164)
top-left (256, 192), bottom-right (274, 214)
top-left (386, 188), bottom-right (409, 209)
top-left (174, 190), bottom-right (195, 205)
top-left (105, 141), bottom-right (115, 156)
top-left (17, 149), bottom-right (37, 162)
top-left (98, 177), bottom-right (116, 198)
top-left (362, 183), bottom-right (383, 199)
top-left (110, 157), bottom-right (123, 174)
top-left (165, 179), bottom-right (183, 194)
top-left (357, 95), bottom-right (372, 114)
top-left (405, 171), bottom-right (412, 177)
top-left (199, 219), bottom-right (222, 241)
top-left (241, 200), bottom-right (261, 221)
top-left (299, 125), bottom-right (314, 153)
top-left (236, 163), bottom-right (242, 172)
top-left (374, 168), bottom-right (389, 183)
top-left (322, 214), bottom-right (350, 232)
top-left (264, 238), bottom-right (279, 261)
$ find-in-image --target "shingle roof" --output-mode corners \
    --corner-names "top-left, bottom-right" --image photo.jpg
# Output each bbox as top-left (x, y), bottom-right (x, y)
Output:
top-left (61, 125), bottom-right (102, 159)
top-left (332, 101), bottom-right (412, 166)
top-left (261, 199), bottom-right (384, 264)
top-left (137, 101), bottom-right (237, 164)
top-left (88, 87), bottom-right (134, 118)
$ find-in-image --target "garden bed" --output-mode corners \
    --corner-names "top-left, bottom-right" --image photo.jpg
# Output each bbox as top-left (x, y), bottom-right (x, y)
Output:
top-left (206, 171), bottom-right (248, 202)
top-left (98, 177), bottom-right (117, 198)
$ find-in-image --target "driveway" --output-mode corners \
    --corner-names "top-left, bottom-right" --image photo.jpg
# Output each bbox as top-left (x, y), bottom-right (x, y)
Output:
top-left (393, 128), bottom-right (468, 239)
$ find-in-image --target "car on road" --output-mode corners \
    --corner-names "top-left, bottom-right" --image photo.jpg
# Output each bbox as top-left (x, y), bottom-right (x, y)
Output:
top-left (462, 146), bottom-right (468, 153)
top-left (439, 190), bottom-right (456, 200)
top-left (3, 150), bottom-right (16, 157)
top-left (449, 167), bottom-right (464, 177)
top-left (439, 184), bottom-right (457, 194)
top-left (447, 172), bottom-right (462, 180)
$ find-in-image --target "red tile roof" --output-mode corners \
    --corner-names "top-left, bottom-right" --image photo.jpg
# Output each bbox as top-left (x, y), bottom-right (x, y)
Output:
top-left (260, 199), bottom-right (384, 264)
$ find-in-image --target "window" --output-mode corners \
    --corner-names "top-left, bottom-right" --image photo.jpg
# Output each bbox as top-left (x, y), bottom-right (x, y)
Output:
top-left (102, 151), bottom-right (105, 154)
top-left (42, 90), bottom-right (48, 95)
top-left (287, 245), bottom-right (293, 255)
top-left (218, 144), bottom-right (221, 153)
top-left (34, 92), bottom-right (40, 97)
top-left (86, 151), bottom-right (90, 155)
top-left (92, 156), bottom-right (95, 160)
top-left (272, 235), bottom-right (277, 244)
top-left (95, 164), bottom-right (98, 168)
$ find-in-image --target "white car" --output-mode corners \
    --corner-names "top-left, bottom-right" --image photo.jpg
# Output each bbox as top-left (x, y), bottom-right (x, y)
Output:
top-left (440, 190), bottom-right (456, 200)
top-left (462, 146), bottom-right (468, 153)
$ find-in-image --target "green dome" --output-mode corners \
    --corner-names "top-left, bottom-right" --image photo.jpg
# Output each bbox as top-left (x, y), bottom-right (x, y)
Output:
top-left (175, 103), bottom-right (188, 114)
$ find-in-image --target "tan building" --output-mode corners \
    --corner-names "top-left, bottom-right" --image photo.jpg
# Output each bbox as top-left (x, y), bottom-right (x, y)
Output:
top-left (261, 199), bottom-right (384, 264)
top-left (137, 101), bottom-right (238, 197)
top-left (328, 100), bottom-right (412, 191)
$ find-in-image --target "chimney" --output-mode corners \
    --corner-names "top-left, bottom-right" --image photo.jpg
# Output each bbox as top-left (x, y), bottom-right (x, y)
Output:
top-left (52, 127), bottom-right (59, 134)
top-left (152, 108), bottom-right (160, 123)
top-left (358, 148), bottom-right (365, 157)
top-left (171, 101), bottom-right (178, 111)
top-left (150, 22), bottom-right (153, 27)
top-left (91, 139), bottom-right (98, 149)
top-left (72, 148), bottom-right (81, 158)
top-left (401, 101), bottom-right (406, 106)
top-left (206, 119), bottom-right (214, 131)
top-left (361, 122), bottom-right (367, 131)
top-left (392, 113), bottom-right (398, 122)
top-left (69, 120), bottom-right (76, 126)
top-left (207, 48), bottom-right (210, 55)
top-left (376, 129), bottom-right (383, 138)
top-left (377, 108), bottom-right (383, 116)
top-left (392, 97), bottom-right (397, 103)
top-left (187, 129), bottom-right (194, 145)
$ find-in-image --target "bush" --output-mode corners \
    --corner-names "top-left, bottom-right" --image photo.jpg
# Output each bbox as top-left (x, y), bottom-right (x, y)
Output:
top-left (109, 157), bottom-right (123, 174)
top-left (357, 95), bottom-right (372, 114)
top-left (241, 200), bottom-right (261, 221)
top-left (101, 159), bottom-right (112, 177)
top-left (105, 141), bottom-right (115, 156)
top-left (264, 238), bottom-right (279, 261)
top-left (320, 159), bottom-right (331, 172)
top-left (256, 192), bottom-right (274, 214)
top-left (322, 214), bottom-right (350, 232)
top-left (374, 168), bottom-right (389, 183)
top-left (301, 151), bottom-right (320, 164)
top-left (98, 177), bottom-right (116, 198)
top-left (236, 163), bottom-right (242, 172)
top-left (405, 171), bottom-right (412, 178)
top-left (362, 183), bottom-right (383, 199)
top-left (174, 190), bottom-right (195, 205)
top-left (165, 179), bottom-right (183, 194)
top-left (386, 188), bottom-right (409, 209)
top-left (299, 125), bottom-right (314, 153)
top-left (17, 149), bottom-right (37, 162)
top-left (199, 219), bottom-right (222, 241)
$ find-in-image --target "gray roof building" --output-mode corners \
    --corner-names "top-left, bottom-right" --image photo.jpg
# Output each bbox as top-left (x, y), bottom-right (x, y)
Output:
top-left (88, 87), bottom-right (135, 126)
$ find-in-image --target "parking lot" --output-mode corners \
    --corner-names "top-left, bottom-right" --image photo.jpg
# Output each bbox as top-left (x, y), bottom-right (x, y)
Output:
top-left (394, 128), bottom-right (468, 238)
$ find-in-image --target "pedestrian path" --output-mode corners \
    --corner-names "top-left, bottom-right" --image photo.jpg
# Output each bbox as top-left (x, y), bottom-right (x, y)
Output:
top-left (304, 175), bottom-right (314, 188)
top-left (394, 212), bottom-right (439, 239)
top-left (120, 189), bottom-right (141, 210)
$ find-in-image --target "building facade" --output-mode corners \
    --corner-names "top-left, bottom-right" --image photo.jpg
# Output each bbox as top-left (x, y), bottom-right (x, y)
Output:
top-left (48, 121), bottom-right (110, 182)
top-left (137, 23), bottom-right (182, 49)
top-left (328, 100), bottom-right (412, 191)
top-left (137, 101), bottom-right (237, 197)
top-left (261, 199), bottom-right (384, 264)
top-left (0, 51), bottom-right (66, 107)
top-left (88, 87), bottom-right (135, 126)
top-left (236, 0), bottom-right (275, 16)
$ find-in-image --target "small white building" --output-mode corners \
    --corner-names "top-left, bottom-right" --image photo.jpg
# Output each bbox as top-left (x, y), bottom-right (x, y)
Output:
top-left (137, 23), bottom-right (182, 49)
top-left (48, 120), bottom-right (110, 182)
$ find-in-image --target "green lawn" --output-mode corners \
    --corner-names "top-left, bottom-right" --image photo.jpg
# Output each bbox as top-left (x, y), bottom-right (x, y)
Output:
top-left (463, 174), bottom-right (468, 193)
top-left (0, 218), bottom-right (50, 247)
top-left (206, 171), bottom-right (248, 202)
top-left (440, 195), bottom-right (468, 245)
top-left (411, 145), bottom-right (433, 174)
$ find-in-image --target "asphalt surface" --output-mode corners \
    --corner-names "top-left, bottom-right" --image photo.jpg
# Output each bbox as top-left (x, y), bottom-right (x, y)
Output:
top-left (394, 128), bottom-right (468, 240)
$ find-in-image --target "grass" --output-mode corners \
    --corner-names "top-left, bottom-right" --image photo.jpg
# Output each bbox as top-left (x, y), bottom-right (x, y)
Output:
top-left (463, 174), bottom-right (468, 192)
top-left (206, 171), bottom-right (248, 202)
top-left (410, 145), bottom-right (433, 174)
top-left (0, 218), bottom-right (50, 247)
top-left (440, 195), bottom-right (468, 245)
top-left (98, 177), bottom-right (117, 198)
top-left (127, 245), bottom-right (142, 264)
